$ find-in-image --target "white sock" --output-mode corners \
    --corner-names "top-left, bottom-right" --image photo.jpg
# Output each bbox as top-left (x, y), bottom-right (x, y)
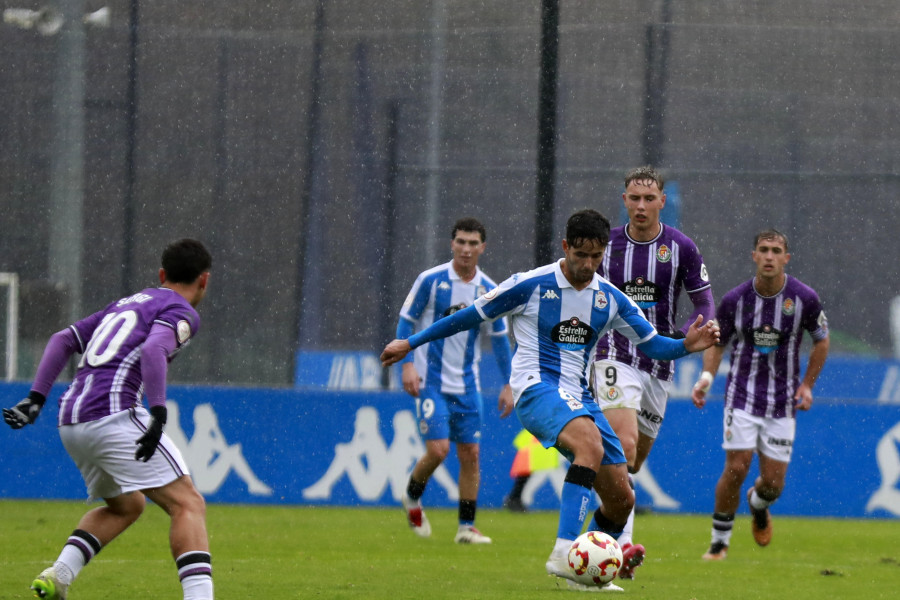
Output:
top-left (182, 575), bottom-right (214, 600)
top-left (749, 489), bottom-right (771, 510)
top-left (177, 551), bottom-right (213, 600)
top-left (711, 527), bottom-right (733, 546)
top-left (711, 513), bottom-right (735, 546)
top-left (619, 506), bottom-right (635, 547)
top-left (54, 529), bottom-right (101, 585)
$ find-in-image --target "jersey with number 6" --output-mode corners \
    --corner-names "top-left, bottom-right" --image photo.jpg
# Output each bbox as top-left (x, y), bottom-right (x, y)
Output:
top-left (57, 288), bottom-right (200, 425)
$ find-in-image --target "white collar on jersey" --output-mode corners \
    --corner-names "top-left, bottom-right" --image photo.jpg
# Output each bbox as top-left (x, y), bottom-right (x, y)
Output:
top-left (447, 260), bottom-right (481, 282)
top-left (553, 259), bottom-right (600, 291)
top-left (624, 222), bottom-right (665, 245)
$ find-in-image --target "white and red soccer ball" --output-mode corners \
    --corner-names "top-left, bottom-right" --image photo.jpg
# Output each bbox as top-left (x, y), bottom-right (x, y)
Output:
top-left (567, 531), bottom-right (623, 586)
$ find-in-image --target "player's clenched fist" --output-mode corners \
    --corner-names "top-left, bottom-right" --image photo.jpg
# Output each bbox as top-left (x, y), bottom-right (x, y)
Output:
top-left (3, 392), bottom-right (46, 429)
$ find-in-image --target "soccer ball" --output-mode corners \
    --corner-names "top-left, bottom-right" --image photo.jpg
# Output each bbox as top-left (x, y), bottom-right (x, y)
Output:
top-left (567, 531), bottom-right (623, 586)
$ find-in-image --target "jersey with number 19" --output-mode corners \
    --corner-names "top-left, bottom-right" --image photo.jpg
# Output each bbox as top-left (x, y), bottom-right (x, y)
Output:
top-left (57, 287), bottom-right (200, 426)
top-left (473, 260), bottom-right (657, 405)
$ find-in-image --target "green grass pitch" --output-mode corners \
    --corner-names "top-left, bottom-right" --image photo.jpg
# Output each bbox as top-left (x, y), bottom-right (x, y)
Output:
top-left (1, 499), bottom-right (898, 599)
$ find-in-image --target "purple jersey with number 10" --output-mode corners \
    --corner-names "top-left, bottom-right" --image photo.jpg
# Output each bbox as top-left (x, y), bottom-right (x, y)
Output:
top-left (56, 288), bottom-right (200, 426)
top-left (716, 275), bottom-right (828, 419)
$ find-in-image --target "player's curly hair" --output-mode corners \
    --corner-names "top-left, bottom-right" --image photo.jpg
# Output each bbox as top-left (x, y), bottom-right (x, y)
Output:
top-left (565, 209), bottom-right (610, 248)
top-left (452, 217), bottom-right (486, 243)
top-left (161, 239), bottom-right (212, 284)
top-left (624, 165), bottom-right (664, 191)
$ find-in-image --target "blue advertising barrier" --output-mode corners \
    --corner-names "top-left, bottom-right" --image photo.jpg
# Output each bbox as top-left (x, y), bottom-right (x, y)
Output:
top-left (3, 354), bottom-right (900, 518)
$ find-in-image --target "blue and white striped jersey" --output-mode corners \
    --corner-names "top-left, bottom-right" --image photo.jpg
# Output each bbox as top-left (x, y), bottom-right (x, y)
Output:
top-left (399, 261), bottom-right (508, 395)
top-left (473, 260), bottom-right (657, 404)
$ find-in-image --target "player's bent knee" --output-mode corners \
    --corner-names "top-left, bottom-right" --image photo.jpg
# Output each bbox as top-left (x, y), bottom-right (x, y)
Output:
top-left (182, 484), bottom-right (207, 515)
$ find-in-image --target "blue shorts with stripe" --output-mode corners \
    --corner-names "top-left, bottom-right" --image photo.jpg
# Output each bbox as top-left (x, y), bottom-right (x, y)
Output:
top-left (515, 382), bottom-right (625, 465)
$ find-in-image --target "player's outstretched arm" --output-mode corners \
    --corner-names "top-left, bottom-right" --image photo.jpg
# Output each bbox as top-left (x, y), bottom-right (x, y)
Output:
top-left (637, 316), bottom-right (719, 361)
top-left (381, 304), bottom-right (485, 367)
top-left (382, 339), bottom-right (413, 368)
top-left (3, 327), bottom-right (81, 429)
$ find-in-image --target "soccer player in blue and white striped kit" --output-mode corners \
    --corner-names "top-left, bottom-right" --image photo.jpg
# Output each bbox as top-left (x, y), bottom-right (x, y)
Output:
top-left (382, 209), bottom-right (719, 591)
top-left (396, 217), bottom-right (514, 545)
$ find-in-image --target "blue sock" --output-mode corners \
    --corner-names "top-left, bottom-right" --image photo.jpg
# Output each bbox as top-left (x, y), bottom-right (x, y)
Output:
top-left (557, 464), bottom-right (597, 540)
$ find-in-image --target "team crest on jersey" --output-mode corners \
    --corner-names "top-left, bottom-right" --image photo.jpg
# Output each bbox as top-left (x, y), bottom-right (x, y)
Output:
top-left (594, 290), bottom-right (608, 309)
top-left (623, 276), bottom-right (661, 308)
top-left (606, 386), bottom-right (620, 401)
top-left (552, 317), bottom-right (594, 350)
top-left (782, 298), bottom-right (795, 316)
top-left (443, 302), bottom-right (468, 318)
top-left (752, 324), bottom-right (783, 354)
top-left (177, 320), bottom-right (192, 344)
top-left (656, 245), bottom-right (672, 263)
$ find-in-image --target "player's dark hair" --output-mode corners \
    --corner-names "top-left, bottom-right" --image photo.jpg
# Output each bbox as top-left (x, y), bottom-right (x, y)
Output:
top-left (624, 165), bottom-right (664, 191)
top-left (452, 217), bottom-right (486, 243)
top-left (565, 209), bottom-right (610, 248)
top-left (753, 229), bottom-right (789, 252)
top-left (161, 239), bottom-right (212, 284)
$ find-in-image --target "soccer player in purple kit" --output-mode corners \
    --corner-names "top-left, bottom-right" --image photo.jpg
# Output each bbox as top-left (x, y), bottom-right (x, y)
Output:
top-left (692, 229), bottom-right (829, 560)
top-left (3, 239), bottom-right (215, 600)
top-left (589, 166), bottom-right (714, 578)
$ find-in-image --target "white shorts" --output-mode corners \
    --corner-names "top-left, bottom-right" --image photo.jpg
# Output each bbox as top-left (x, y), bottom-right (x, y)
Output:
top-left (591, 360), bottom-right (671, 439)
top-left (59, 407), bottom-right (190, 502)
top-left (722, 408), bottom-right (795, 463)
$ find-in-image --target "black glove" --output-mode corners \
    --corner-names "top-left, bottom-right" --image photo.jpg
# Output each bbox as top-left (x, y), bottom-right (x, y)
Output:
top-left (135, 405), bottom-right (168, 462)
top-left (3, 391), bottom-right (47, 429)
